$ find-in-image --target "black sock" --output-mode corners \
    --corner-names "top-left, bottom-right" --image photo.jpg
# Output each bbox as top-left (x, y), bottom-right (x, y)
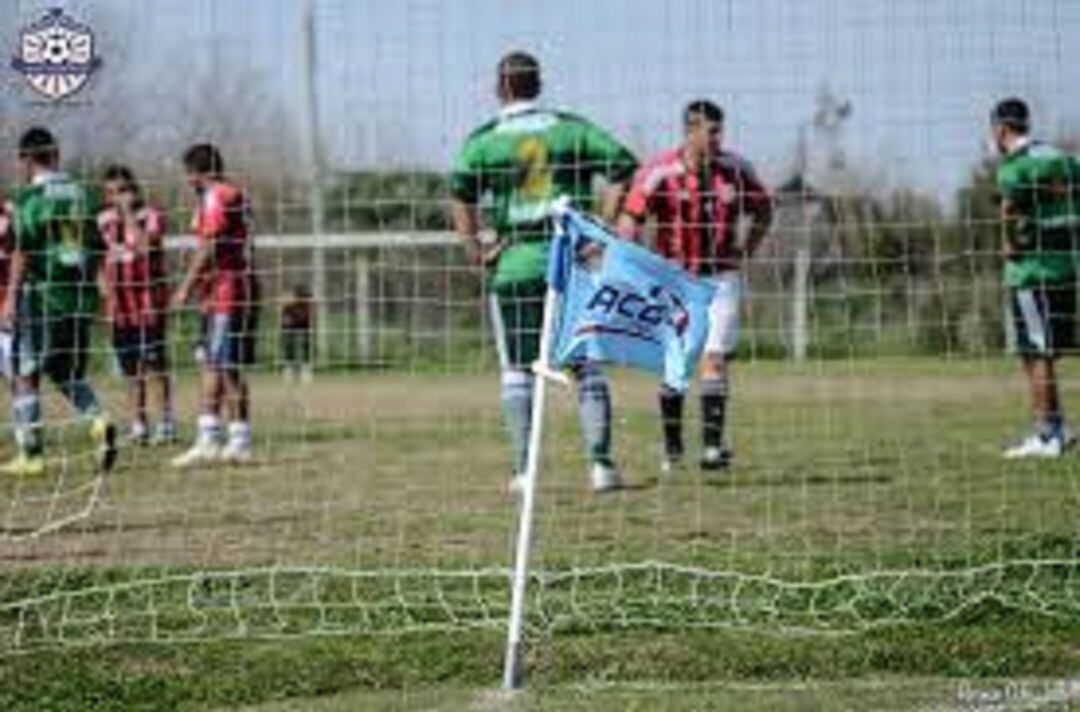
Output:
top-left (658, 389), bottom-right (684, 458)
top-left (701, 393), bottom-right (727, 449)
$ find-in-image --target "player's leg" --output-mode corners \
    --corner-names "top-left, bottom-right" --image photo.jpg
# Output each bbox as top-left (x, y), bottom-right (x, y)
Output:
top-left (144, 323), bottom-right (176, 444)
top-left (4, 309), bottom-right (45, 475)
top-left (1005, 284), bottom-right (1072, 458)
top-left (47, 315), bottom-right (117, 472)
top-left (114, 327), bottom-right (148, 443)
top-left (221, 311), bottom-right (254, 462)
top-left (173, 314), bottom-right (227, 467)
top-left (658, 384), bottom-right (685, 472)
top-left (700, 271), bottom-right (741, 470)
top-left (491, 285), bottom-right (534, 488)
top-left (574, 362), bottom-right (621, 492)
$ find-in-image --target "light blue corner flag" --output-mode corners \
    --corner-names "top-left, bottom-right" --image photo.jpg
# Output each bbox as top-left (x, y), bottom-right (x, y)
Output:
top-left (545, 203), bottom-right (717, 392)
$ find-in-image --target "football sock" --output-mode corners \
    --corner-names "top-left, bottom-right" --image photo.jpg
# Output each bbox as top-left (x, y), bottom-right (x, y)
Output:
top-left (576, 364), bottom-right (613, 466)
top-left (500, 369), bottom-right (534, 475)
top-left (701, 373), bottom-right (729, 450)
top-left (658, 385), bottom-right (685, 458)
top-left (13, 393), bottom-right (43, 457)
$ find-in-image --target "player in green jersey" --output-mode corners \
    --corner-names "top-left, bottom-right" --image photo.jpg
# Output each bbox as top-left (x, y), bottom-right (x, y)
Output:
top-left (1, 127), bottom-right (117, 477)
top-left (991, 99), bottom-right (1080, 458)
top-left (450, 52), bottom-right (638, 493)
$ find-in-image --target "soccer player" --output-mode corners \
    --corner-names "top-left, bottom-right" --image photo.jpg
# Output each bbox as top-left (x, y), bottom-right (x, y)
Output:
top-left (98, 164), bottom-right (176, 445)
top-left (280, 284), bottom-right (313, 383)
top-left (991, 98), bottom-right (1080, 458)
top-left (171, 144), bottom-right (256, 467)
top-left (2, 127), bottom-right (117, 477)
top-left (450, 51), bottom-right (638, 493)
top-left (617, 100), bottom-right (773, 472)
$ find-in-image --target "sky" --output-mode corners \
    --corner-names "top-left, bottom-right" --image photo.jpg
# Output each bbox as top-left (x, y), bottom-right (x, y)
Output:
top-left (2, 0), bottom-right (1079, 203)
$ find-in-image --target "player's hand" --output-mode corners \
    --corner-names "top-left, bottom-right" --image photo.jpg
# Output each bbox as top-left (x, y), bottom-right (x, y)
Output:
top-left (467, 238), bottom-right (504, 268)
top-left (170, 286), bottom-right (189, 310)
top-left (576, 241), bottom-right (605, 265)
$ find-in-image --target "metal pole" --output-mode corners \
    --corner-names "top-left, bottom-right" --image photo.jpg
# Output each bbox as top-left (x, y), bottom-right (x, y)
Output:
top-left (299, 0), bottom-right (329, 366)
top-left (502, 282), bottom-right (560, 690)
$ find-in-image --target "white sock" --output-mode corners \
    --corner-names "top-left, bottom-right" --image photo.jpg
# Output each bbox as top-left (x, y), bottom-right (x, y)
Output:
top-left (197, 414), bottom-right (222, 446)
top-left (228, 421), bottom-right (251, 448)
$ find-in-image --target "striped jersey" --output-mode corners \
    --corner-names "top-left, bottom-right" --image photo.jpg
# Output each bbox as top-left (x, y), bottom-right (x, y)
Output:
top-left (623, 147), bottom-right (771, 275)
top-left (98, 204), bottom-right (169, 330)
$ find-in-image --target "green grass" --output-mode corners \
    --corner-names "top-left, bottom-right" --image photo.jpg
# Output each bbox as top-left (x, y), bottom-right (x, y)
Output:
top-left (2, 357), bottom-right (1080, 709)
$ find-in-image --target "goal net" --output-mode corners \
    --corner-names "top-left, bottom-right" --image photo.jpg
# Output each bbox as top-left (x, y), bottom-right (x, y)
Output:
top-left (1, 0), bottom-right (1078, 686)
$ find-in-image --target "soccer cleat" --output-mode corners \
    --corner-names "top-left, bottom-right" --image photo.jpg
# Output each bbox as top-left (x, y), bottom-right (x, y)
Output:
top-left (660, 453), bottom-right (684, 475)
top-left (590, 462), bottom-right (623, 493)
top-left (700, 446), bottom-right (733, 471)
top-left (150, 421), bottom-right (179, 446)
top-left (129, 421), bottom-right (150, 446)
top-left (92, 416), bottom-right (119, 473)
top-left (219, 439), bottom-right (253, 464)
top-left (1003, 434), bottom-right (1063, 459)
top-left (0, 453), bottom-right (46, 478)
top-left (171, 440), bottom-right (222, 469)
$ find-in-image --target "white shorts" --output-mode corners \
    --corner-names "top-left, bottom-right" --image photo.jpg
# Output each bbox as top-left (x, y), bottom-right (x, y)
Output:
top-left (704, 271), bottom-right (743, 357)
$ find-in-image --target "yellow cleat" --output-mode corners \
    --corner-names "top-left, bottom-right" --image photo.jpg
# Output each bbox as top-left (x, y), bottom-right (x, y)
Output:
top-left (91, 416), bottom-right (119, 473)
top-left (0, 453), bottom-right (46, 478)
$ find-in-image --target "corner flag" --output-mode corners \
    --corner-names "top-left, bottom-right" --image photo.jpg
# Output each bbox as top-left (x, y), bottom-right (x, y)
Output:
top-left (545, 204), bottom-right (717, 392)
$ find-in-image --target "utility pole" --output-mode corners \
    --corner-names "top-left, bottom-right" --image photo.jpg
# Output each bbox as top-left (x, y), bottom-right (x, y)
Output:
top-left (299, 0), bottom-right (329, 366)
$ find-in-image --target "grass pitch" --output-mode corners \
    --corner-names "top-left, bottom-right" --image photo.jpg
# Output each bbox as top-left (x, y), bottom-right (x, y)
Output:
top-left (2, 357), bottom-right (1080, 709)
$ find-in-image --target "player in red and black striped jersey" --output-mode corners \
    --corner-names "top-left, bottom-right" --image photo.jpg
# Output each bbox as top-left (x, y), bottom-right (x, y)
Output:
top-left (171, 144), bottom-right (257, 467)
top-left (98, 164), bottom-right (175, 444)
top-left (0, 199), bottom-right (12, 379)
top-left (618, 100), bottom-right (773, 472)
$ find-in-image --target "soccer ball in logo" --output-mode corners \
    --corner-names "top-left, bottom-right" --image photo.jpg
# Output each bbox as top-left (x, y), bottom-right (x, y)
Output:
top-left (42, 29), bottom-right (74, 65)
top-left (11, 8), bottom-right (101, 101)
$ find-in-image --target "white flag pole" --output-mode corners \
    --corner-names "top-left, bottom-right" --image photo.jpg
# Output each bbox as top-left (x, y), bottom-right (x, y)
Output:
top-left (502, 201), bottom-right (572, 690)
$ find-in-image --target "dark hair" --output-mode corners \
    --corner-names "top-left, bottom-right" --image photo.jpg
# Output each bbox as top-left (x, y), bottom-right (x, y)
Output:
top-left (18, 126), bottom-right (59, 165)
top-left (103, 163), bottom-right (136, 186)
top-left (498, 51), bottom-right (542, 101)
top-left (684, 100), bottom-right (724, 126)
top-left (991, 97), bottom-right (1030, 134)
top-left (182, 143), bottom-right (225, 175)
top-left (103, 163), bottom-right (143, 201)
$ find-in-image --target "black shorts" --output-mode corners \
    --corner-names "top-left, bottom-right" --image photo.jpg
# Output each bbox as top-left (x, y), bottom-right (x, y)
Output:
top-left (1011, 283), bottom-right (1077, 358)
top-left (113, 324), bottom-right (168, 377)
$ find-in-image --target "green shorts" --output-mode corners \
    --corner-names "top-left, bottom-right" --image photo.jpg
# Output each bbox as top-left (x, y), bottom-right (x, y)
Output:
top-left (1011, 282), bottom-right (1077, 358)
top-left (13, 311), bottom-right (93, 382)
top-left (490, 279), bottom-right (546, 370)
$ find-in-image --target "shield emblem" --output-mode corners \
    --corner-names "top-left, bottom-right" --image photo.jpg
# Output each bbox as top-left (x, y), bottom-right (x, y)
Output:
top-left (10, 8), bottom-right (101, 101)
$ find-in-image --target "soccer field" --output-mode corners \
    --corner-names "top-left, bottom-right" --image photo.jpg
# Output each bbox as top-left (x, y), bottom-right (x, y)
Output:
top-left (2, 357), bottom-right (1080, 709)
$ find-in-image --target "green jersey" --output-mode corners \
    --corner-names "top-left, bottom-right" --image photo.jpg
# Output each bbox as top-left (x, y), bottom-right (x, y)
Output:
top-left (998, 139), bottom-right (1080, 288)
top-left (13, 172), bottom-right (104, 316)
top-left (451, 102), bottom-right (637, 287)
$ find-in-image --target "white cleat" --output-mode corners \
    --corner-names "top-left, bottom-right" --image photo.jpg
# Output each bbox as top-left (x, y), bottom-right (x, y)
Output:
top-left (171, 441), bottom-right (222, 469)
top-left (590, 462), bottom-right (623, 493)
top-left (219, 440), bottom-right (253, 464)
top-left (700, 446), bottom-right (733, 471)
top-left (1003, 434), bottom-right (1063, 460)
top-left (660, 454), bottom-right (684, 476)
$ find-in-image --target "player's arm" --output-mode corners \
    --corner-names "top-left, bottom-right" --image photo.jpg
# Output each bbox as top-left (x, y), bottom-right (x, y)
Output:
top-left (4, 203), bottom-right (31, 326)
top-left (737, 159), bottom-right (775, 259)
top-left (449, 142), bottom-right (501, 267)
top-left (615, 162), bottom-right (656, 242)
top-left (172, 240), bottom-right (211, 308)
top-left (997, 167), bottom-right (1026, 260)
top-left (582, 121), bottom-right (638, 223)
